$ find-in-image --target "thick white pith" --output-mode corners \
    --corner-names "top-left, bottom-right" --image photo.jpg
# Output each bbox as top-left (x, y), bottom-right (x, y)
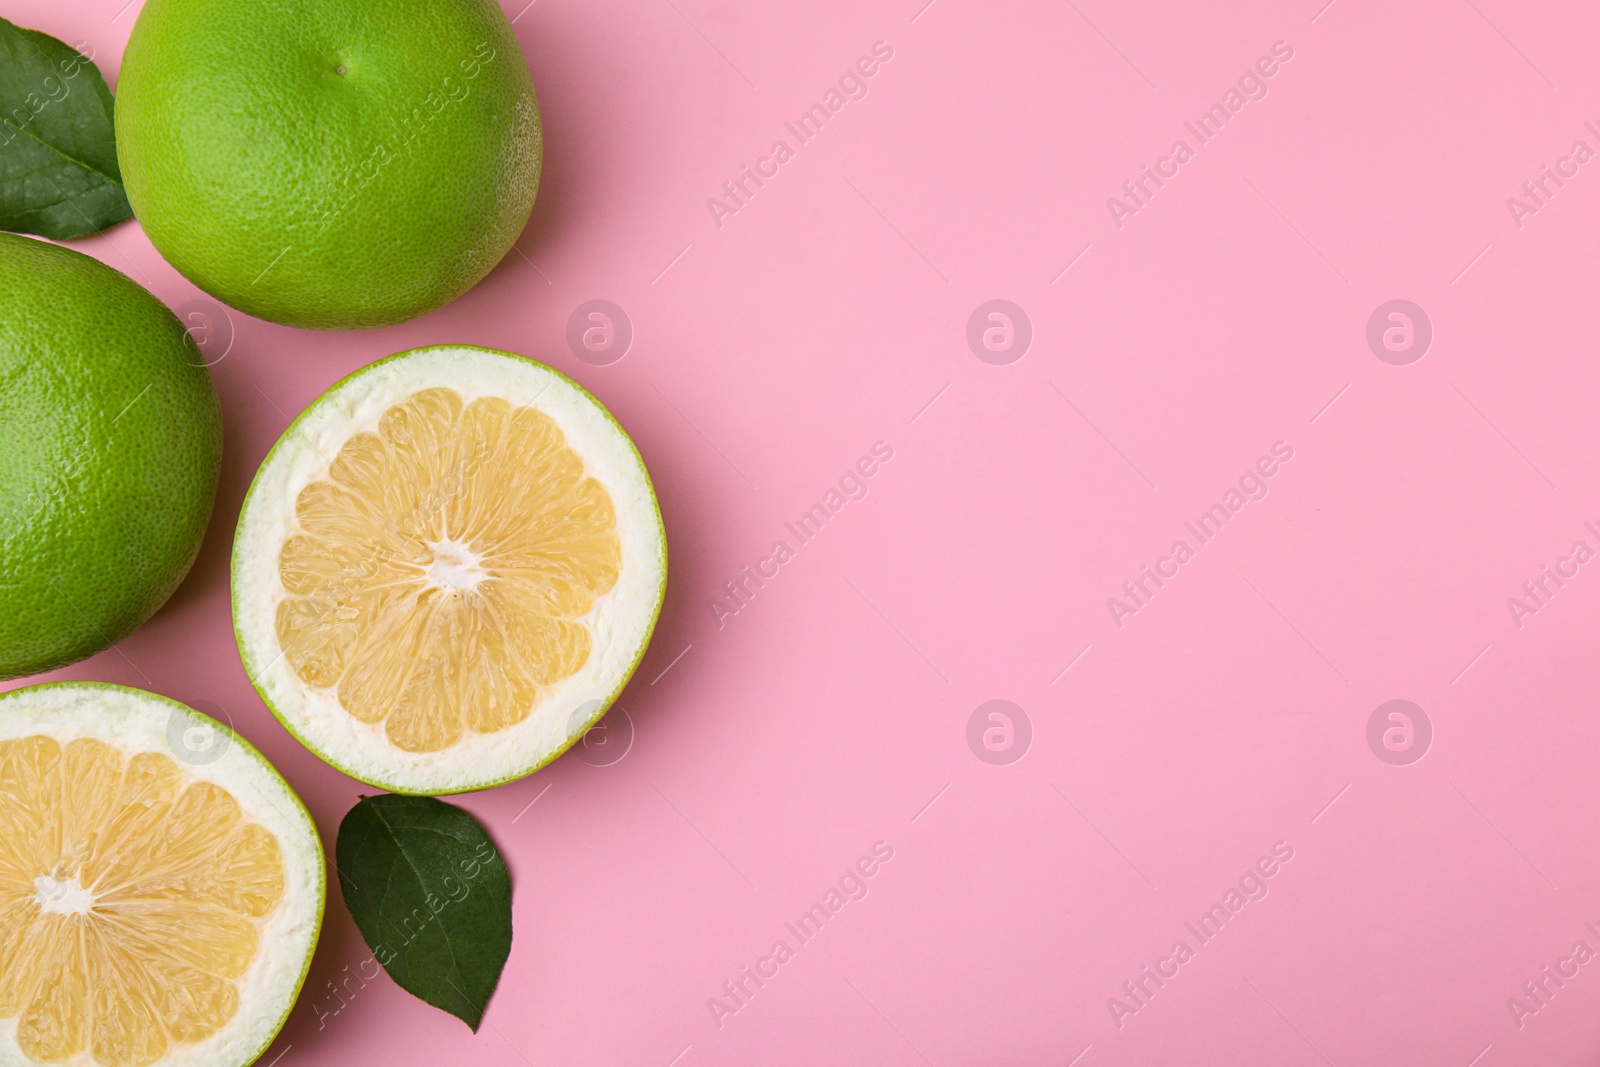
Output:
top-left (232, 347), bottom-right (667, 794)
top-left (0, 683), bottom-right (323, 1067)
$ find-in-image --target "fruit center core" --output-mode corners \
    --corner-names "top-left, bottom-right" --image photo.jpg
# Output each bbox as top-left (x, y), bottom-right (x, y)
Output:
top-left (274, 387), bottom-right (623, 753)
top-left (424, 538), bottom-right (487, 593)
top-left (33, 873), bottom-right (94, 916)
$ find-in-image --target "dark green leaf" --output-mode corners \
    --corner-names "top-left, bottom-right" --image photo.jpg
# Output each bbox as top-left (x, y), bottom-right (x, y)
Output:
top-left (0, 19), bottom-right (131, 238)
top-left (336, 795), bottom-right (512, 1030)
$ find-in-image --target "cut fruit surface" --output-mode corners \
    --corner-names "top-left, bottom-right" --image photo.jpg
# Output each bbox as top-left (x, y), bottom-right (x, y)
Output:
top-left (0, 682), bottom-right (323, 1067)
top-left (233, 346), bottom-right (667, 794)
top-left (275, 388), bottom-right (620, 753)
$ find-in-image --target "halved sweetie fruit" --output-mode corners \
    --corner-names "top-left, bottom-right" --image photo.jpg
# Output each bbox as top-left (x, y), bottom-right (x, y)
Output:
top-left (0, 682), bottom-right (323, 1067)
top-left (231, 346), bottom-right (667, 794)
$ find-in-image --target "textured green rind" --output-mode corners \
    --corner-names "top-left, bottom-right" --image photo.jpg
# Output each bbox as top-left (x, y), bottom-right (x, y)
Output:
top-left (0, 233), bottom-right (222, 681)
top-left (231, 346), bottom-right (668, 795)
top-left (115, 0), bottom-right (542, 331)
top-left (0, 681), bottom-right (327, 1067)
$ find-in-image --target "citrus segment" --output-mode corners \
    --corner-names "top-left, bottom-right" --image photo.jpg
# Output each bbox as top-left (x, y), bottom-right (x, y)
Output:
top-left (0, 683), bottom-right (323, 1067)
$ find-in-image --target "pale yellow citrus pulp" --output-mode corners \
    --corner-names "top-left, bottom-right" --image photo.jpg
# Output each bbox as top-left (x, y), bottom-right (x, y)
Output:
top-left (0, 737), bottom-right (284, 1067)
top-left (273, 387), bottom-right (622, 755)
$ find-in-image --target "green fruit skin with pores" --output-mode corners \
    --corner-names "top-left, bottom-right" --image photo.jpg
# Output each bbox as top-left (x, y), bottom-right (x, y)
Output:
top-left (114, 0), bottom-right (542, 331)
top-left (0, 233), bottom-right (222, 681)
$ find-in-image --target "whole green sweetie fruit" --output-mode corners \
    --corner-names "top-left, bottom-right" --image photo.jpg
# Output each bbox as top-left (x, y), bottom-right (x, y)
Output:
top-left (115, 0), bottom-right (543, 330)
top-left (0, 233), bottom-right (221, 680)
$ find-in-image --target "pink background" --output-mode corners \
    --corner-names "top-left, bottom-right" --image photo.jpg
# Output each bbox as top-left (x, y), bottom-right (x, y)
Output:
top-left (9, 0), bottom-right (1600, 1062)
